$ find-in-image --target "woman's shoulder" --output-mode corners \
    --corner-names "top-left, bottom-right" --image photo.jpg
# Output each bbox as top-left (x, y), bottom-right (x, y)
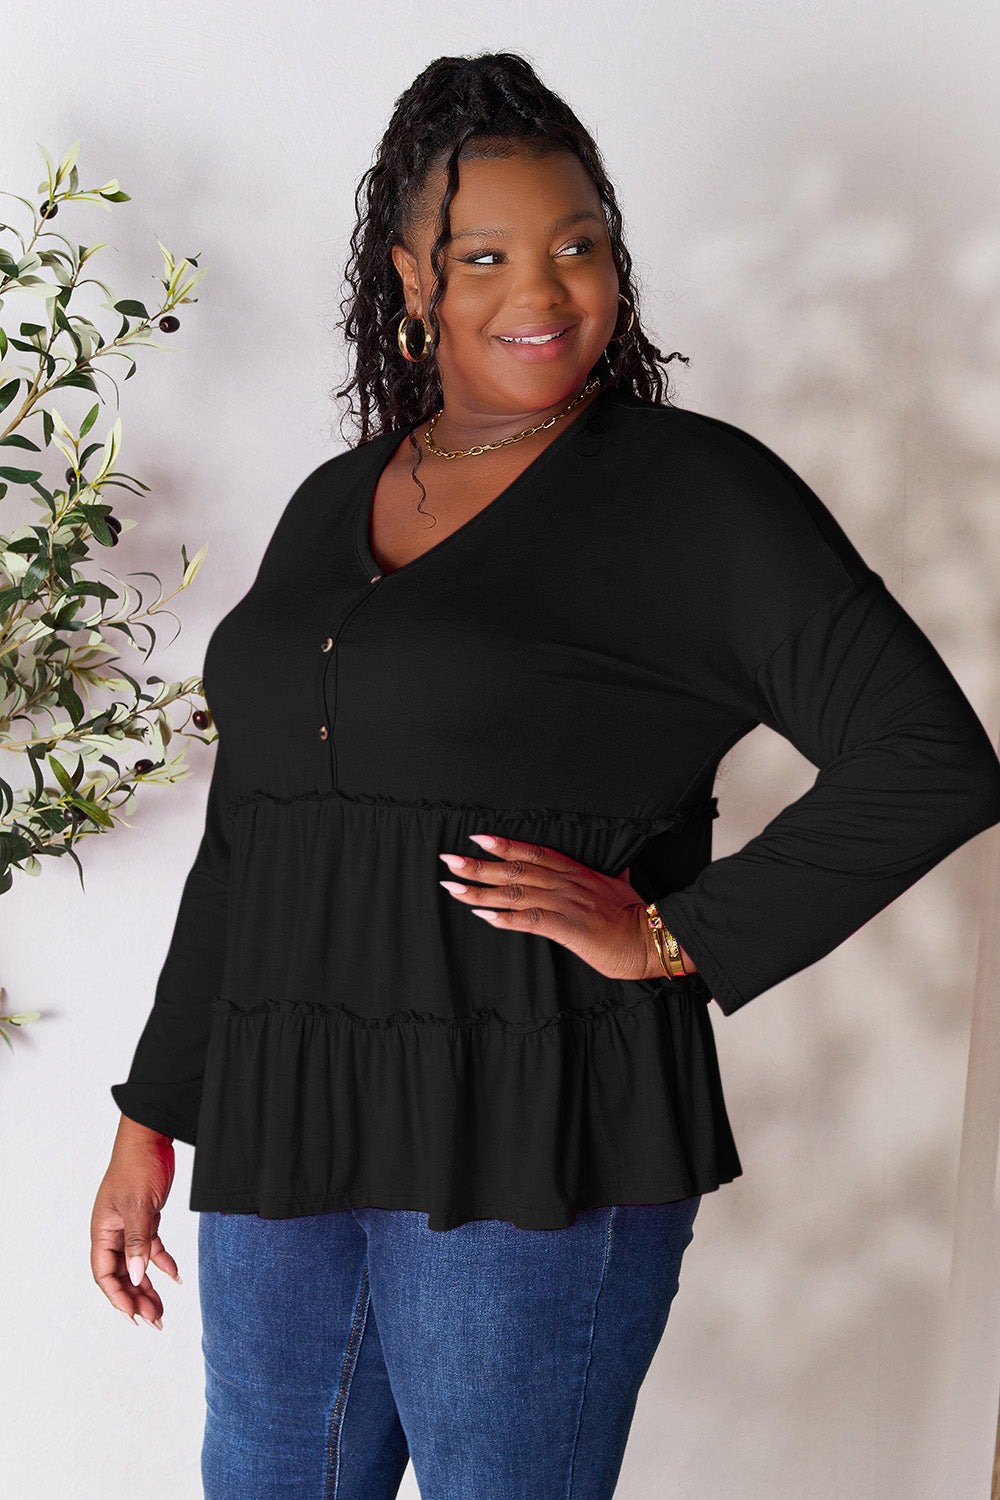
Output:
top-left (276, 427), bottom-right (401, 522)
top-left (603, 388), bottom-right (872, 588)
top-left (296, 426), bottom-right (398, 492)
top-left (599, 389), bottom-right (807, 493)
top-left (244, 433), bottom-right (394, 578)
top-left (604, 388), bottom-right (805, 477)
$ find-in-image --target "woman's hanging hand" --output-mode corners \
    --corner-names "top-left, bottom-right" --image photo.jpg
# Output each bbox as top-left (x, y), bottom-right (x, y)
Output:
top-left (437, 834), bottom-right (697, 981)
top-left (90, 1115), bottom-right (182, 1331)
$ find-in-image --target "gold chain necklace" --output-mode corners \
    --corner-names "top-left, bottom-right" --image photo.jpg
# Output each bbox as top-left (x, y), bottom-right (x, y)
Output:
top-left (422, 376), bottom-right (602, 460)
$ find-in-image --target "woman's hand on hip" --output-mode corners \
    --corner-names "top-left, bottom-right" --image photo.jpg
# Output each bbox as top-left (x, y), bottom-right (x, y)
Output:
top-left (437, 834), bottom-right (695, 980)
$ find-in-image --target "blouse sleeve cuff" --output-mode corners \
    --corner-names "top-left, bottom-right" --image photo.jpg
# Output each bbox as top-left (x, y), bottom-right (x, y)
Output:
top-left (649, 894), bottom-right (748, 1017)
top-left (110, 1082), bottom-right (200, 1146)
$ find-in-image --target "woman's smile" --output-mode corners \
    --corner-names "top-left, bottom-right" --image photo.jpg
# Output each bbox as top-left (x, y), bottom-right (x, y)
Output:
top-left (493, 321), bottom-right (577, 361)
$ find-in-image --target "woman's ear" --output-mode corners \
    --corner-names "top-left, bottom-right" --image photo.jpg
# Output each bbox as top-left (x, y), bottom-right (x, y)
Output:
top-left (391, 243), bottom-right (421, 316)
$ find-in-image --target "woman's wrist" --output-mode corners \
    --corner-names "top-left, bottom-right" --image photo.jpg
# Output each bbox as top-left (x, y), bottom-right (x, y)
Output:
top-left (678, 945), bottom-right (696, 974)
top-left (638, 904), bottom-right (697, 978)
top-left (115, 1113), bottom-right (174, 1149)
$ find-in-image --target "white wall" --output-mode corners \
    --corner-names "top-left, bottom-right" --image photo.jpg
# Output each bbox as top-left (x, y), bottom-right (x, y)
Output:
top-left (2, 2), bottom-right (998, 1495)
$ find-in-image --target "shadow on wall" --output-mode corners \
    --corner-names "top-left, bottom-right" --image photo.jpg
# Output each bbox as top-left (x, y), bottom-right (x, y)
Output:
top-left (631, 144), bottom-right (1000, 1500)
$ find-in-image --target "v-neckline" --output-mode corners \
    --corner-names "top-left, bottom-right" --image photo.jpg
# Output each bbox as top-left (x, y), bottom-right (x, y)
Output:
top-left (352, 385), bottom-right (612, 583)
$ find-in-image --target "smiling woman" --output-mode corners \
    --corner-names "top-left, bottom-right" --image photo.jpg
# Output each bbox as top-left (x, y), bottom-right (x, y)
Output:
top-left (391, 150), bottom-right (620, 416)
top-left (364, 148), bottom-right (628, 575)
top-left (338, 107), bottom-right (685, 607)
top-left (96, 49), bottom-right (1000, 1500)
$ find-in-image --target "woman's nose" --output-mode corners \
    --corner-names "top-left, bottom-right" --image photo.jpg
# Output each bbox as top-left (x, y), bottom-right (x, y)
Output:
top-left (506, 261), bottom-right (569, 309)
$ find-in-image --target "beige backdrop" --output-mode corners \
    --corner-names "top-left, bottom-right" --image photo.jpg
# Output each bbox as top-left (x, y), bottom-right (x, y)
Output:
top-left (1, 1), bottom-right (998, 1496)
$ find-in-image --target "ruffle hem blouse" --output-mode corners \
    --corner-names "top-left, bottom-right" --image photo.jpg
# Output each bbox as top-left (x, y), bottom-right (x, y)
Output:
top-left (111, 384), bottom-right (1000, 1231)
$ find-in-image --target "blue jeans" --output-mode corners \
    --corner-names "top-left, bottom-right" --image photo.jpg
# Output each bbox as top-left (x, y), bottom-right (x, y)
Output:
top-left (198, 1196), bottom-right (702, 1499)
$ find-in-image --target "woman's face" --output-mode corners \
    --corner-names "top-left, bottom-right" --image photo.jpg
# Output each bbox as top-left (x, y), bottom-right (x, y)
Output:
top-left (391, 146), bottom-right (621, 425)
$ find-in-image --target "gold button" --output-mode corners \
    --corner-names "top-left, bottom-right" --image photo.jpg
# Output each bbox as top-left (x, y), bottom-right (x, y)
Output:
top-left (319, 726), bottom-right (328, 740)
top-left (321, 636), bottom-right (333, 652)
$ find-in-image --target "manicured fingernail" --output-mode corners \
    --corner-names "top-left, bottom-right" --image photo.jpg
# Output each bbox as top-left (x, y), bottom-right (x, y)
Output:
top-left (128, 1256), bottom-right (145, 1286)
top-left (468, 834), bottom-right (498, 848)
top-left (119, 1307), bottom-right (138, 1324)
top-left (439, 853), bottom-right (466, 868)
top-left (439, 880), bottom-right (468, 894)
top-left (172, 1274), bottom-right (183, 1285)
top-left (470, 908), bottom-right (499, 921)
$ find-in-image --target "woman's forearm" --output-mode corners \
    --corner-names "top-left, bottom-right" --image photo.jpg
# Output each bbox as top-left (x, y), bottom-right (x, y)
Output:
top-left (115, 1112), bottom-right (174, 1149)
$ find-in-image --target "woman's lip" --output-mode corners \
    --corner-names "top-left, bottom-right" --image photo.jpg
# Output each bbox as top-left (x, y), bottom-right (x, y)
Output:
top-left (492, 325), bottom-right (576, 361)
top-left (494, 321), bottom-right (576, 339)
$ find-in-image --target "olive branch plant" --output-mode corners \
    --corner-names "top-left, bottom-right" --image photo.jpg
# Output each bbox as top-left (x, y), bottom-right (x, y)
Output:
top-left (0, 139), bottom-right (214, 1051)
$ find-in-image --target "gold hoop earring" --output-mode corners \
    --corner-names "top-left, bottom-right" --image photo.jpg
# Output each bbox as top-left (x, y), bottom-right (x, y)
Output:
top-left (607, 291), bottom-right (635, 344)
top-left (397, 313), bottom-right (434, 363)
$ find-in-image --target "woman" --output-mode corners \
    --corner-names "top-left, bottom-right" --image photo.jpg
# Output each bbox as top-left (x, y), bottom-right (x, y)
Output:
top-left (91, 52), bottom-right (1000, 1500)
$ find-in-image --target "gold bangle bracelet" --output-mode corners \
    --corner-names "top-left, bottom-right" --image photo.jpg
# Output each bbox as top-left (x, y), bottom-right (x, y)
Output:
top-left (644, 903), bottom-right (688, 978)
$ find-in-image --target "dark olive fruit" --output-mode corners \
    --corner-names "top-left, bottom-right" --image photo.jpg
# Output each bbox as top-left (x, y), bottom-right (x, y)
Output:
top-left (158, 315), bottom-right (180, 333)
top-left (65, 468), bottom-right (76, 485)
top-left (192, 709), bottom-right (211, 729)
top-left (39, 199), bottom-right (58, 219)
top-left (134, 759), bottom-right (155, 775)
top-left (106, 515), bottom-right (122, 535)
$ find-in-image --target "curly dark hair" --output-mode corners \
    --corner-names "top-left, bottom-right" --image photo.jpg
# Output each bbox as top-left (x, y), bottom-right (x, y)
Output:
top-left (332, 51), bottom-right (689, 451)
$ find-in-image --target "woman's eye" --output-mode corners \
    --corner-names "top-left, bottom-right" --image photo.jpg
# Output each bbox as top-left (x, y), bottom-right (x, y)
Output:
top-left (461, 238), bottom-right (595, 267)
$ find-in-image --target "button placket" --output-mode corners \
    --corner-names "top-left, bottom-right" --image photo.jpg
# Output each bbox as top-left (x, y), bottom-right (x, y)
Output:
top-left (319, 634), bottom-right (334, 748)
top-left (318, 573), bottom-right (389, 781)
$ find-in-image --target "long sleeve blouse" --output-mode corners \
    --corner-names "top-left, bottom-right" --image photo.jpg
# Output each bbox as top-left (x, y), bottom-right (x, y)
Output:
top-left (111, 384), bottom-right (1000, 1231)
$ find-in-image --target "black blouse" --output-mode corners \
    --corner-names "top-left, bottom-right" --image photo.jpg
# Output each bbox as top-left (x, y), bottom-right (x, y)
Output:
top-left (111, 385), bottom-right (1000, 1231)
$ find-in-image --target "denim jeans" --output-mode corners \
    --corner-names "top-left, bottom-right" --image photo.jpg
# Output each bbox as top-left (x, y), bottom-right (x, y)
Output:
top-left (198, 1195), bottom-right (702, 1500)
